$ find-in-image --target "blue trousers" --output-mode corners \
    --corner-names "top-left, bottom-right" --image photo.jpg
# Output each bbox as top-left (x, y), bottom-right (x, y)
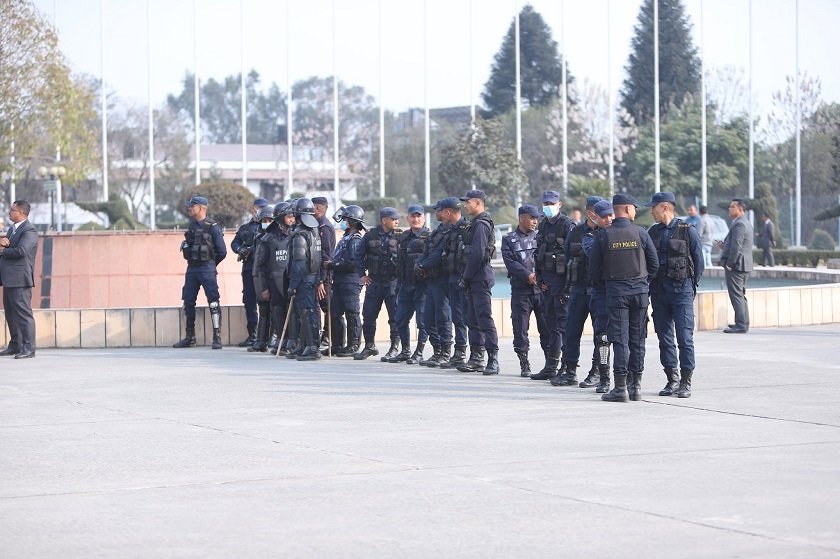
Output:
top-left (510, 291), bottom-right (548, 355)
top-left (448, 279), bottom-right (468, 347)
top-left (241, 269), bottom-right (258, 327)
top-left (465, 280), bottom-right (498, 352)
top-left (542, 275), bottom-right (567, 357)
top-left (426, 278), bottom-right (451, 347)
top-left (562, 290), bottom-right (594, 366)
top-left (607, 293), bottom-right (649, 375)
top-left (294, 282), bottom-right (320, 346)
top-left (650, 290), bottom-right (696, 372)
top-left (362, 280), bottom-right (398, 341)
top-left (182, 268), bottom-right (220, 326)
top-left (395, 281), bottom-right (430, 346)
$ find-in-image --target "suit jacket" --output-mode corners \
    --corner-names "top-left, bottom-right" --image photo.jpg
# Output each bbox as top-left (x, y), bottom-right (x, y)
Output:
top-left (0, 220), bottom-right (39, 288)
top-left (721, 215), bottom-right (753, 272)
top-left (758, 220), bottom-right (775, 249)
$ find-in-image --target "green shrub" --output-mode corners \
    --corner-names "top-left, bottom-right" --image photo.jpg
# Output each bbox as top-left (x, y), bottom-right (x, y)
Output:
top-left (754, 249), bottom-right (840, 267)
top-left (808, 228), bottom-right (837, 251)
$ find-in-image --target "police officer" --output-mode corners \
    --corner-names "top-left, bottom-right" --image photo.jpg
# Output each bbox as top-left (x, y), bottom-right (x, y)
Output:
top-left (230, 198), bottom-right (269, 347)
top-left (582, 200), bottom-right (615, 393)
top-left (173, 196), bottom-right (228, 349)
top-left (355, 207), bottom-right (401, 360)
top-left (288, 198), bottom-right (323, 361)
top-left (551, 196), bottom-right (603, 387)
top-left (312, 197), bottom-right (337, 350)
top-left (439, 199), bottom-right (470, 370)
top-left (456, 189), bottom-right (500, 375)
top-left (501, 204), bottom-right (547, 377)
top-left (248, 205), bottom-right (278, 352)
top-left (389, 204), bottom-right (432, 363)
top-left (530, 190), bottom-right (575, 380)
top-left (414, 198), bottom-right (456, 367)
top-left (646, 191), bottom-right (704, 398)
top-left (327, 205), bottom-right (367, 357)
top-left (589, 194), bottom-right (659, 402)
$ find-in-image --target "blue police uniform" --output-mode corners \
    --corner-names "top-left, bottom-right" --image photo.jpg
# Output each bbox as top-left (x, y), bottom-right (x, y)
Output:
top-left (589, 215), bottom-right (659, 402)
top-left (457, 207), bottom-right (499, 375)
top-left (442, 217), bottom-right (470, 369)
top-left (501, 223), bottom-right (547, 377)
top-left (251, 219), bottom-right (292, 352)
top-left (288, 220), bottom-right (323, 360)
top-left (391, 225), bottom-right (433, 362)
top-left (582, 225), bottom-right (612, 392)
top-left (355, 223), bottom-right (400, 359)
top-left (330, 226), bottom-right (366, 356)
top-left (231, 218), bottom-right (261, 341)
top-left (414, 220), bottom-right (453, 366)
top-left (317, 213), bottom-right (337, 337)
top-left (648, 216), bottom-right (704, 396)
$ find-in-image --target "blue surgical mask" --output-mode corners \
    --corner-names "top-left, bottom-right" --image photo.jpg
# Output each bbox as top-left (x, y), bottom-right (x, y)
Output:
top-left (542, 205), bottom-right (559, 218)
top-left (261, 222), bottom-right (271, 230)
top-left (338, 221), bottom-right (348, 231)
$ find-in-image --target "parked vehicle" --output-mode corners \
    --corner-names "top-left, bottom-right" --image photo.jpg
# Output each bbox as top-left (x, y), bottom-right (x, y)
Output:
top-left (678, 214), bottom-right (729, 264)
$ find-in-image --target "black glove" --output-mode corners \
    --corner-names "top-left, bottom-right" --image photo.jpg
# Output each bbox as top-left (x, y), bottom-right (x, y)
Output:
top-left (287, 288), bottom-right (296, 298)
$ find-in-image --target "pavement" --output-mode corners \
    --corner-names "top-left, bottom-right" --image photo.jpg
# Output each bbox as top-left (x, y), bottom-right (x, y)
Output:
top-left (1, 325), bottom-right (839, 558)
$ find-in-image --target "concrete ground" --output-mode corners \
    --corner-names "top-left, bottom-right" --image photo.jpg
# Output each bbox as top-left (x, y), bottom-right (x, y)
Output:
top-left (1, 325), bottom-right (839, 558)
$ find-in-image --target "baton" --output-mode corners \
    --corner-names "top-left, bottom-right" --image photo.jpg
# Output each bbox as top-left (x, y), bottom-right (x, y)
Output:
top-left (276, 294), bottom-right (295, 358)
top-left (327, 285), bottom-right (333, 357)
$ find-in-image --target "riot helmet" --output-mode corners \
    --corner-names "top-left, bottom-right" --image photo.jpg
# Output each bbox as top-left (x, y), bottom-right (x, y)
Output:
top-left (294, 197), bottom-right (319, 228)
top-left (274, 201), bottom-right (294, 219)
top-left (333, 205), bottom-right (366, 229)
top-left (257, 206), bottom-right (275, 222)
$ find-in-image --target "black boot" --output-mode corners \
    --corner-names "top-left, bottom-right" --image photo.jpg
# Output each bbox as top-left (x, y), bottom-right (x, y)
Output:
top-left (439, 344), bottom-right (467, 369)
top-left (297, 345), bottom-right (322, 361)
top-left (602, 373), bottom-right (629, 402)
top-left (595, 365), bottom-right (611, 393)
top-left (388, 341), bottom-right (412, 363)
top-left (516, 351), bottom-right (530, 377)
top-left (628, 372), bottom-right (643, 401)
top-left (285, 339), bottom-right (304, 359)
top-left (405, 341), bottom-right (426, 365)
top-left (211, 329), bottom-right (223, 350)
top-left (335, 315), bottom-right (360, 357)
top-left (578, 360), bottom-right (599, 388)
top-left (238, 323), bottom-right (257, 347)
top-left (354, 341), bottom-right (379, 360)
top-left (551, 363), bottom-right (578, 386)
top-left (483, 350), bottom-right (500, 375)
top-left (457, 346), bottom-right (485, 372)
top-left (419, 345), bottom-right (441, 366)
top-left (677, 369), bottom-right (693, 398)
top-left (530, 355), bottom-right (559, 380)
top-left (381, 337), bottom-right (401, 362)
top-left (249, 311), bottom-right (272, 352)
top-left (322, 315), bottom-right (345, 356)
top-left (427, 344), bottom-right (452, 368)
top-left (173, 327), bottom-right (196, 348)
top-left (658, 367), bottom-right (680, 396)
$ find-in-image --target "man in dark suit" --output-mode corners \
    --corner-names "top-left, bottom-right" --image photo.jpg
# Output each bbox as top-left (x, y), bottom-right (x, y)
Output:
top-left (717, 198), bottom-right (754, 333)
top-left (757, 211), bottom-right (776, 267)
top-left (0, 200), bottom-right (39, 358)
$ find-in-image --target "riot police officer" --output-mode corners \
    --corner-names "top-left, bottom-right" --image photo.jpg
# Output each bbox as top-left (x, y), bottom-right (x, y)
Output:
top-left (646, 191), bottom-right (704, 398)
top-left (312, 197), bottom-right (336, 350)
top-left (248, 205), bottom-right (278, 352)
top-left (584, 201), bottom-right (616, 393)
top-left (589, 194), bottom-right (659, 402)
top-left (355, 207), bottom-right (401, 360)
top-left (173, 196), bottom-right (227, 349)
top-left (389, 204), bottom-right (432, 363)
top-left (230, 198), bottom-right (269, 346)
top-left (413, 198), bottom-right (456, 367)
top-left (530, 190), bottom-right (574, 380)
top-left (501, 204), bottom-right (547, 377)
top-left (456, 189), bottom-right (499, 375)
top-left (328, 205), bottom-right (367, 357)
top-left (288, 198), bottom-right (323, 361)
top-left (551, 196), bottom-right (602, 387)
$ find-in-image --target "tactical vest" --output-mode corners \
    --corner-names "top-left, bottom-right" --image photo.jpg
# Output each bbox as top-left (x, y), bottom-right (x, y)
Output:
top-left (236, 221), bottom-right (259, 263)
top-left (504, 230), bottom-right (538, 278)
top-left (251, 230), bottom-right (267, 294)
top-left (364, 227), bottom-right (399, 280)
top-left (601, 225), bottom-right (647, 281)
top-left (291, 226), bottom-right (322, 275)
top-left (566, 224), bottom-right (591, 286)
top-left (182, 219), bottom-right (218, 264)
top-left (459, 213), bottom-right (496, 267)
top-left (649, 220), bottom-right (694, 282)
top-left (443, 219), bottom-right (468, 274)
top-left (332, 231), bottom-right (363, 277)
top-left (397, 228), bottom-right (430, 283)
top-left (535, 214), bottom-right (572, 275)
top-left (420, 224), bottom-right (450, 279)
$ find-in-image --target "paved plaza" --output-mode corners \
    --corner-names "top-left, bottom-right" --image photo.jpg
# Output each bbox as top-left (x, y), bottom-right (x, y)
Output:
top-left (1, 325), bottom-right (839, 558)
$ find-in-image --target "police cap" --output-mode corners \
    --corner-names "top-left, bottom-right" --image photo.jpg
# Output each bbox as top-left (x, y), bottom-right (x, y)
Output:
top-left (585, 196), bottom-right (603, 209)
top-left (643, 191), bottom-right (677, 207)
top-left (186, 196), bottom-right (209, 207)
top-left (612, 193), bottom-right (641, 208)
top-left (433, 197), bottom-right (461, 210)
top-left (407, 204), bottom-right (424, 215)
top-left (253, 198), bottom-right (269, 208)
top-left (542, 190), bottom-right (561, 204)
top-left (518, 204), bottom-right (541, 218)
top-left (593, 200), bottom-right (615, 218)
top-left (459, 189), bottom-right (486, 202)
top-left (312, 196), bottom-right (328, 206)
top-left (379, 207), bottom-right (401, 220)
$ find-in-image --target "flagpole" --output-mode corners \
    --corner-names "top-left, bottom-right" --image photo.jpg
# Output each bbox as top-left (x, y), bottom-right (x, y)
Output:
top-left (100, 0), bottom-right (109, 201)
top-left (146, 0), bottom-right (155, 229)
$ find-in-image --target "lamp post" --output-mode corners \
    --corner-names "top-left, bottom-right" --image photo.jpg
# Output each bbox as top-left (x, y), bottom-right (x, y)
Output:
top-left (38, 165), bottom-right (66, 231)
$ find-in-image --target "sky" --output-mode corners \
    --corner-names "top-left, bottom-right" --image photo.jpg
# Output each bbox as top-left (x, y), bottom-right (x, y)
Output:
top-left (32, 0), bottom-right (840, 120)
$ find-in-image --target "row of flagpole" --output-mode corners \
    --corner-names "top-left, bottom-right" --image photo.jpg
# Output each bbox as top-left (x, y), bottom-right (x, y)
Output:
top-left (77, 0), bottom-right (801, 244)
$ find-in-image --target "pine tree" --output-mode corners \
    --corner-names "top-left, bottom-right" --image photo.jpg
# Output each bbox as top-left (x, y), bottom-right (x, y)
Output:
top-left (621, 0), bottom-right (701, 126)
top-left (481, 5), bottom-right (571, 117)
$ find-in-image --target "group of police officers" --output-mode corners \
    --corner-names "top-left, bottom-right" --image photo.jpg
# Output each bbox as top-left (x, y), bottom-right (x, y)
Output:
top-left (173, 186), bottom-right (703, 402)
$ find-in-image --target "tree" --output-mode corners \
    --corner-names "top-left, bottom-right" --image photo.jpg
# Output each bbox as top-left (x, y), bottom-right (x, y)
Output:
top-left (1, 0), bottom-right (99, 204)
top-left (167, 70), bottom-right (286, 144)
top-left (621, 0), bottom-right (701, 126)
top-left (437, 118), bottom-right (528, 208)
top-left (182, 182), bottom-right (254, 229)
top-left (482, 5), bottom-right (570, 117)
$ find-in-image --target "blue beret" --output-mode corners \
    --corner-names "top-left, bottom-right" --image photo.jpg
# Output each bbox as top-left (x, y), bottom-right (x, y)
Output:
top-left (643, 191), bottom-right (676, 207)
top-left (186, 196), bottom-right (209, 207)
top-left (433, 197), bottom-right (461, 210)
top-left (593, 200), bottom-right (614, 218)
top-left (518, 204), bottom-right (541, 218)
top-left (379, 207), bottom-right (401, 219)
top-left (253, 198), bottom-right (268, 208)
top-left (585, 196), bottom-right (603, 209)
top-left (407, 204), bottom-right (424, 215)
top-left (459, 189), bottom-right (486, 202)
top-left (542, 190), bottom-right (561, 203)
top-left (311, 197), bottom-right (328, 205)
top-left (612, 193), bottom-right (641, 207)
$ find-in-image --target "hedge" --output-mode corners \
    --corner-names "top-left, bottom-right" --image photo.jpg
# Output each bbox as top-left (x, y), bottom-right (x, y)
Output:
top-left (753, 249), bottom-right (840, 268)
